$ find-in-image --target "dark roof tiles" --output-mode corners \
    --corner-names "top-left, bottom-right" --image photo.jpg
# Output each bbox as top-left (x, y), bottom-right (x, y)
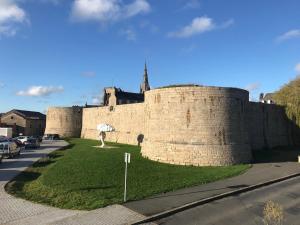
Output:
top-left (4, 109), bottom-right (46, 120)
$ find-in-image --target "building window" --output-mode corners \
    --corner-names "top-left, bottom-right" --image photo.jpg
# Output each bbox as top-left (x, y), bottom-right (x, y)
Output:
top-left (11, 116), bottom-right (14, 119)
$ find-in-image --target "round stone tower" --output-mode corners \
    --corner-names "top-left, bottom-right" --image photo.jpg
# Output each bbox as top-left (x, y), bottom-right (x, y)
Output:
top-left (141, 85), bottom-right (252, 166)
top-left (45, 106), bottom-right (83, 138)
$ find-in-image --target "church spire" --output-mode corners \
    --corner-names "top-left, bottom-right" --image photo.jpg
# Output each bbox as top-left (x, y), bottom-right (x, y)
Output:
top-left (140, 62), bottom-right (150, 94)
top-left (144, 62), bottom-right (148, 74)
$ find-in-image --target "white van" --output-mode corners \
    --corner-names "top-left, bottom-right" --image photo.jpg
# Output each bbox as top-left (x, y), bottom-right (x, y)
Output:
top-left (0, 128), bottom-right (12, 138)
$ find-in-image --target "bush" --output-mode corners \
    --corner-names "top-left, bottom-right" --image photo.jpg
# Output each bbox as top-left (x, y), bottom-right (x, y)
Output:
top-left (263, 201), bottom-right (284, 225)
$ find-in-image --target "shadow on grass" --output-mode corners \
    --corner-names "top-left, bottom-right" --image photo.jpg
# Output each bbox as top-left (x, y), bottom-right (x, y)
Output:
top-left (59, 144), bottom-right (74, 151)
top-left (5, 145), bottom-right (71, 195)
top-left (70, 184), bottom-right (116, 192)
top-left (5, 171), bottom-right (41, 194)
top-left (32, 159), bottom-right (55, 168)
top-left (48, 152), bottom-right (65, 160)
top-left (252, 146), bottom-right (300, 164)
top-left (5, 157), bottom-right (53, 192)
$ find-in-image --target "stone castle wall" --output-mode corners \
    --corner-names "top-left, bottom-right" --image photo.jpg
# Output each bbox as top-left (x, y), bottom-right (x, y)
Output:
top-left (141, 86), bottom-right (252, 166)
top-left (81, 103), bottom-right (145, 145)
top-left (246, 102), bottom-right (293, 150)
top-left (46, 86), bottom-right (298, 166)
top-left (45, 106), bottom-right (83, 138)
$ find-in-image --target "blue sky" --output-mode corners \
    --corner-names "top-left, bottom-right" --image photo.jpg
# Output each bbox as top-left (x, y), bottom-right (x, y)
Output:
top-left (0, 0), bottom-right (300, 113)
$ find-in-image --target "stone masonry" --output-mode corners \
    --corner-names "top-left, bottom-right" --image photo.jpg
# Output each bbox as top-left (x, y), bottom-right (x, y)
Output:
top-left (45, 106), bottom-right (82, 138)
top-left (142, 86), bottom-right (252, 166)
top-left (45, 85), bottom-right (297, 166)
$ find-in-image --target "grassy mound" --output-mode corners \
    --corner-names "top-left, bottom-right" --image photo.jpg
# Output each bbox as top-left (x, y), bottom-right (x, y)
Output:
top-left (6, 138), bottom-right (250, 210)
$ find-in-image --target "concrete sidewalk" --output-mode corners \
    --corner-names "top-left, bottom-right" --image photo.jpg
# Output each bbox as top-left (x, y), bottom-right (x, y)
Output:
top-left (49, 205), bottom-right (149, 225)
top-left (125, 162), bottom-right (300, 216)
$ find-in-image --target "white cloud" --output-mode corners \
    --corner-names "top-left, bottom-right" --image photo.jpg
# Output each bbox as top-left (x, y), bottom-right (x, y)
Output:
top-left (276, 29), bottom-right (300, 42)
top-left (71, 0), bottom-right (150, 23)
top-left (0, 0), bottom-right (28, 37)
top-left (92, 95), bottom-right (103, 105)
top-left (220, 19), bottom-right (234, 29)
top-left (245, 83), bottom-right (261, 102)
top-left (168, 16), bottom-right (215, 38)
top-left (0, 25), bottom-right (18, 36)
top-left (120, 27), bottom-right (136, 41)
top-left (16, 86), bottom-right (64, 97)
top-left (0, 1), bottom-right (26, 24)
top-left (295, 63), bottom-right (300, 74)
top-left (124, 0), bottom-right (150, 18)
top-left (71, 0), bottom-right (120, 22)
top-left (245, 83), bottom-right (260, 92)
top-left (183, 0), bottom-right (201, 10)
top-left (168, 16), bottom-right (233, 38)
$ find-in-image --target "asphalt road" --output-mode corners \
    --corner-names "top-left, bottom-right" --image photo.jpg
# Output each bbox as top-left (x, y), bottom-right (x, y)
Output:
top-left (156, 176), bottom-right (300, 225)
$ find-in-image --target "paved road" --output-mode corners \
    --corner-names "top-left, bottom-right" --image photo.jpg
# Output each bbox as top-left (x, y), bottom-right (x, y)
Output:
top-left (125, 162), bottom-right (300, 216)
top-left (156, 176), bottom-right (300, 225)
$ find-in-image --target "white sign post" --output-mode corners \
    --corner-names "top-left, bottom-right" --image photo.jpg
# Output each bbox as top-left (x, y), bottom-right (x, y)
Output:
top-left (124, 152), bottom-right (131, 202)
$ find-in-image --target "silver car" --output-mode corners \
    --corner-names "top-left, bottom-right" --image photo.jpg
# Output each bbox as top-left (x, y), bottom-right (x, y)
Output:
top-left (0, 141), bottom-right (21, 158)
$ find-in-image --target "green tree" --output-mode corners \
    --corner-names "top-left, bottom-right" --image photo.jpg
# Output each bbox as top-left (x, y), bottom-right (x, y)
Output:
top-left (273, 76), bottom-right (300, 126)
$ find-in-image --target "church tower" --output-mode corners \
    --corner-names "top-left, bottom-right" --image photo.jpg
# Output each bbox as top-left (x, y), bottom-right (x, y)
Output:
top-left (140, 63), bottom-right (150, 94)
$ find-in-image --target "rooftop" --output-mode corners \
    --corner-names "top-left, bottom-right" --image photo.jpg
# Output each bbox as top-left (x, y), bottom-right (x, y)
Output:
top-left (3, 109), bottom-right (46, 120)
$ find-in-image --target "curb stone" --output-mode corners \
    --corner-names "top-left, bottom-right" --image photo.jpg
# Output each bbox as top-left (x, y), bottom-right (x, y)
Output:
top-left (131, 172), bottom-right (300, 224)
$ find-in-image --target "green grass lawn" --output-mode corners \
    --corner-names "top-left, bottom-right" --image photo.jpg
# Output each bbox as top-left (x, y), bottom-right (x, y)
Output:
top-left (6, 138), bottom-right (250, 210)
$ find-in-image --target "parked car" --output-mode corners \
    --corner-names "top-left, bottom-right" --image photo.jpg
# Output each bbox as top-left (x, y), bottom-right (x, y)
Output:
top-left (31, 136), bottom-right (43, 142)
top-left (43, 134), bottom-right (60, 140)
top-left (0, 135), bottom-right (7, 142)
top-left (15, 136), bottom-right (30, 144)
top-left (0, 140), bottom-right (21, 158)
top-left (24, 138), bottom-right (40, 149)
